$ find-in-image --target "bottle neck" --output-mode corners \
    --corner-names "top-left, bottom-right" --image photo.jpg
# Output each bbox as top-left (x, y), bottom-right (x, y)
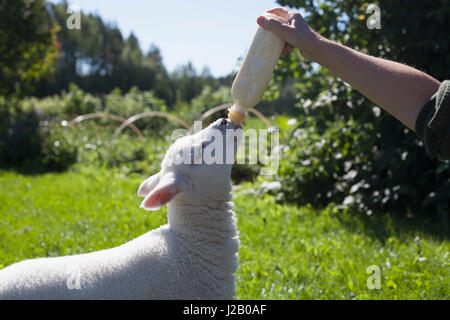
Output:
top-left (229, 104), bottom-right (247, 115)
top-left (228, 104), bottom-right (248, 126)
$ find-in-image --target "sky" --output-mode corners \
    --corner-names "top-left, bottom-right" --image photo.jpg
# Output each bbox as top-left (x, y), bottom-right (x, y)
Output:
top-left (49, 0), bottom-right (281, 77)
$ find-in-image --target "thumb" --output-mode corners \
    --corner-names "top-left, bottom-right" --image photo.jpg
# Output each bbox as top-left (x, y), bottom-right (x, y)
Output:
top-left (256, 15), bottom-right (292, 39)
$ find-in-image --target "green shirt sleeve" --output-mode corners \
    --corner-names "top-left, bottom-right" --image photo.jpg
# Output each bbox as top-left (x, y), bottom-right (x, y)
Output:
top-left (415, 80), bottom-right (450, 160)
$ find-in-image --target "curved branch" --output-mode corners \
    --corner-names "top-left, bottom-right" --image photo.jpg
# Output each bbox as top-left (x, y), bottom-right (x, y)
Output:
top-left (68, 112), bottom-right (144, 138)
top-left (247, 108), bottom-right (272, 128)
top-left (112, 111), bottom-right (191, 139)
top-left (198, 103), bottom-right (233, 122)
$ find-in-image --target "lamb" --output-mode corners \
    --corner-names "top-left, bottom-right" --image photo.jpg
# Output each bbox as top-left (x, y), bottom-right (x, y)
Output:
top-left (0, 118), bottom-right (243, 299)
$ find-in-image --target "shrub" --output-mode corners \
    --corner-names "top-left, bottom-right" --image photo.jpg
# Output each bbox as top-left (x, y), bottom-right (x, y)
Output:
top-left (0, 106), bottom-right (42, 170)
top-left (104, 86), bottom-right (171, 134)
top-left (231, 164), bottom-right (260, 183)
top-left (0, 106), bottom-right (77, 173)
top-left (104, 86), bottom-right (167, 117)
top-left (276, 113), bottom-right (450, 218)
top-left (0, 85), bottom-right (177, 174)
top-left (190, 86), bottom-right (231, 120)
top-left (40, 122), bottom-right (78, 172)
top-left (63, 83), bottom-right (102, 115)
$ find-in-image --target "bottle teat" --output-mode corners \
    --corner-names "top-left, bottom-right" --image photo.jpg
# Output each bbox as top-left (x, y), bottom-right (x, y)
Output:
top-left (228, 105), bottom-right (248, 126)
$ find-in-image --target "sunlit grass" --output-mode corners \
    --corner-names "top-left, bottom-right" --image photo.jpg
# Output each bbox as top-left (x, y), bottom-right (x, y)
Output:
top-left (0, 169), bottom-right (448, 299)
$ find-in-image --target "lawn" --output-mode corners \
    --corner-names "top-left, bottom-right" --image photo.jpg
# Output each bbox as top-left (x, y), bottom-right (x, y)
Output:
top-left (0, 168), bottom-right (448, 299)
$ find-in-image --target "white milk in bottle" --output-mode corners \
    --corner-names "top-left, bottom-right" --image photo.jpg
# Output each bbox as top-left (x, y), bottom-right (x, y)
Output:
top-left (228, 12), bottom-right (288, 126)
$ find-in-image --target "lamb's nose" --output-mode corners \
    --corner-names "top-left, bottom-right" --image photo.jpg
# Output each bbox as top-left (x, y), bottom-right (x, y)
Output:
top-left (220, 118), bottom-right (228, 125)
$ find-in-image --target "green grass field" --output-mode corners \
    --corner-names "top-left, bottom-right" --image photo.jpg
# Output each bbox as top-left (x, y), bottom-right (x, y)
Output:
top-left (0, 168), bottom-right (448, 299)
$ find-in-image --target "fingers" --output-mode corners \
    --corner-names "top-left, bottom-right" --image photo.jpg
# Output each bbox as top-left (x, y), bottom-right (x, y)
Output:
top-left (257, 15), bottom-right (293, 36)
top-left (266, 7), bottom-right (293, 20)
top-left (267, 7), bottom-right (305, 25)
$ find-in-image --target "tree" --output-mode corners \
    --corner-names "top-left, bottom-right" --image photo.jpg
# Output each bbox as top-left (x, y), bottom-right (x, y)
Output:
top-left (146, 44), bottom-right (175, 105)
top-left (37, 2), bottom-right (174, 103)
top-left (0, 0), bottom-right (58, 97)
top-left (171, 62), bottom-right (204, 103)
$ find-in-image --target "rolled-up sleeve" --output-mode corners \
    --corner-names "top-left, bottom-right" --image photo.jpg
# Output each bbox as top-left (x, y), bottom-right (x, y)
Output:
top-left (415, 80), bottom-right (450, 160)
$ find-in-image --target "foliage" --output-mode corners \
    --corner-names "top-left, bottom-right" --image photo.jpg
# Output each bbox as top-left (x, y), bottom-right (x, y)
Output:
top-left (190, 86), bottom-right (232, 119)
top-left (62, 83), bottom-right (102, 115)
top-left (276, 113), bottom-right (449, 217)
top-left (0, 106), bottom-right (77, 173)
top-left (39, 122), bottom-right (78, 172)
top-left (231, 164), bottom-right (260, 183)
top-left (0, 0), bottom-right (58, 97)
top-left (171, 62), bottom-right (206, 104)
top-left (61, 121), bottom-right (169, 175)
top-left (273, 0), bottom-right (450, 216)
top-left (0, 104), bottom-right (41, 170)
top-left (3, 80), bottom-right (278, 183)
top-left (34, 2), bottom-right (174, 104)
top-left (103, 86), bottom-right (167, 118)
top-left (35, 2), bottom-right (234, 106)
top-left (0, 83), bottom-right (174, 174)
top-left (0, 171), bottom-right (448, 299)
top-left (277, 116), bottom-right (374, 208)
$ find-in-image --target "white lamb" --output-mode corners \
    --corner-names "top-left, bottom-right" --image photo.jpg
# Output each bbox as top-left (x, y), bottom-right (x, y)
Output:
top-left (0, 118), bottom-right (242, 299)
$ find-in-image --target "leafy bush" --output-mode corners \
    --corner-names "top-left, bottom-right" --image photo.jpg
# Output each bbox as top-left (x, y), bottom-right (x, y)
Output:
top-left (0, 0), bottom-right (58, 97)
top-left (40, 122), bottom-right (78, 172)
top-left (231, 164), bottom-right (260, 183)
top-left (62, 83), bottom-right (102, 115)
top-left (190, 86), bottom-right (231, 120)
top-left (27, 84), bottom-right (177, 136)
top-left (0, 106), bottom-right (42, 170)
top-left (22, 95), bottom-right (66, 117)
top-left (0, 106), bottom-right (77, 173)
top-left (103, 86), bottom-right (171, 134)
top-left (0, 84), bottom-right (187, 174)
top-left (103, 86), bottom-right (167, 118)
top-left (278, 116), bottom-right (373, 207)
top-left (54, 119), bottom-right (171, 175)
top-left (276, 111), bottom-right (450, 218)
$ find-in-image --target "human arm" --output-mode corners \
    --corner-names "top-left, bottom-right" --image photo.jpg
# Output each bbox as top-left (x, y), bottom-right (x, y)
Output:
top-left (257, 7), bottom-right (441, 131)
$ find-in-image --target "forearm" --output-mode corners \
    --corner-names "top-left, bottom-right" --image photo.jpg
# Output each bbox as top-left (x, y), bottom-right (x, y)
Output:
top-left (310, 37), bottom-right (440, 130)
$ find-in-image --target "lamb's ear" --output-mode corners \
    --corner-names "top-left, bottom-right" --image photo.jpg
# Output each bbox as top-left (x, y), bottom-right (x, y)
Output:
top-left (140, 172), bottom-right (183, 211)
top-left (138, 172), bottom-right (162, 197)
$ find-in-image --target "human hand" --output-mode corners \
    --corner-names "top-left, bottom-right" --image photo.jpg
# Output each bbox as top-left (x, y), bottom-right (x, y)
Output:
top-left (257, 7), bottom-right (322, 61)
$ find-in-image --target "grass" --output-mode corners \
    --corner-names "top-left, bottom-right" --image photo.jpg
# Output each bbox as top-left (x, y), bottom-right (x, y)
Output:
top-left (0, 168), bottom-right (448, 299)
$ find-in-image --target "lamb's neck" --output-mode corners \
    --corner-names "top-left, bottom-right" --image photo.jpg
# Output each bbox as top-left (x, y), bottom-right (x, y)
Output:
top-left (167, 195), bottom-right (238, 241)
top-left (166, 195), bottom-right (239, 299)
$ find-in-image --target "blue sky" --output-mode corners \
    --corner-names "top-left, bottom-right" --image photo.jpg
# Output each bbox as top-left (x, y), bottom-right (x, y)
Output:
top-left (50, 0), bottom-right (282, 77)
